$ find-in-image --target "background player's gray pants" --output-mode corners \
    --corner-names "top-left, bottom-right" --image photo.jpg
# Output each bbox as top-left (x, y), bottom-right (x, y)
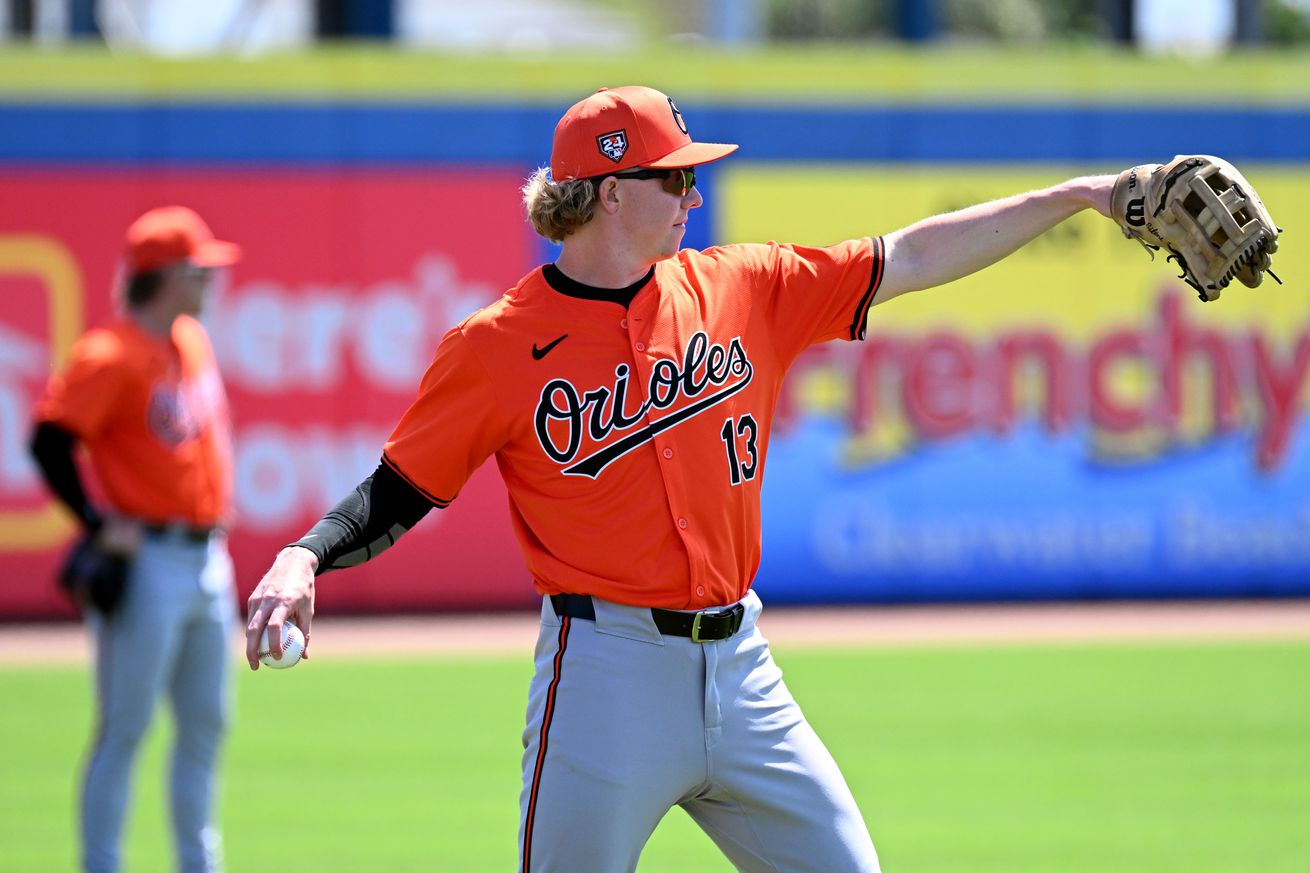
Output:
top-left (81, 533), bottom-right (234, 873)
top-left (519, 590), bottom-right (880, 873)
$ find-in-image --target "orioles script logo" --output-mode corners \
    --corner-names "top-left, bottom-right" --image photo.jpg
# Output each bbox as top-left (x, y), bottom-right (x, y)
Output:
top-left (535, 331), bottom-right (754, 478)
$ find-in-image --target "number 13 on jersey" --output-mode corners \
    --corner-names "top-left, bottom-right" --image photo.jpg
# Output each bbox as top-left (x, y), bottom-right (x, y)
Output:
top-left (720, 414), bottom-right (759, 486)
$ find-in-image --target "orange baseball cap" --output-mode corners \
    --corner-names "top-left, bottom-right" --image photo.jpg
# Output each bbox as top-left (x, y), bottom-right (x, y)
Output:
top-left (550, 86), bottom-right (739, 182)
top-left (124, 206), bottom-right (242, 274)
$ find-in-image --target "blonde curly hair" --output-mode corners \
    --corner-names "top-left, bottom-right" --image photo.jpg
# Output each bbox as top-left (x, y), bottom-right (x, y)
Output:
top-left (522, 168), bottom-right (600, 243)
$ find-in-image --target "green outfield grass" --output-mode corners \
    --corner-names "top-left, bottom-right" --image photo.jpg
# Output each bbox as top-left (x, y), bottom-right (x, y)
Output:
top-left (2, 639), bottom-right (1306, 872)
top-left (2, 44), bottom-right (1309, 103)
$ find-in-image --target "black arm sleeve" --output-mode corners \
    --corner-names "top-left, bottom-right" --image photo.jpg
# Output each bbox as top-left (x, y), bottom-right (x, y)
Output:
top-left (29, 421), bottom-right (103, 531)
top-left (289, 460), bottom-right (437, 575)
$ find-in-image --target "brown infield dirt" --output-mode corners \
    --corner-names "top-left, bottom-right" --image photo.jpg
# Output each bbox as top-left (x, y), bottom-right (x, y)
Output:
top-left (2, 599), bottom-right (1309, 666)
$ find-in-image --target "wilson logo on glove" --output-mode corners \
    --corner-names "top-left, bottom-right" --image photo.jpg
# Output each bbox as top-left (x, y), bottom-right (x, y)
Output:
top-left (1125, 197), bottom-right (1146, 227)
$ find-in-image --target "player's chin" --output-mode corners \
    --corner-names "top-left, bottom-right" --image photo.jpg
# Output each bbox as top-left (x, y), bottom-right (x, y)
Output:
top-left (662, 224), bottom-right (687, 254)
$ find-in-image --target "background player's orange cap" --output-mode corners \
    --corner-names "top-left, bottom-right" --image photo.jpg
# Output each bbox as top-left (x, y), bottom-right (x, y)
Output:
top-left (550, 86), bottom-right (738, 181)
top-left (124, 206), bottom-right (242, 275)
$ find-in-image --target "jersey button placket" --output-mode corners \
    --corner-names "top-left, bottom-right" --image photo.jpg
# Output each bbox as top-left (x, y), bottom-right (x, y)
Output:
top-left (629, 321), bottom-right (693, 590)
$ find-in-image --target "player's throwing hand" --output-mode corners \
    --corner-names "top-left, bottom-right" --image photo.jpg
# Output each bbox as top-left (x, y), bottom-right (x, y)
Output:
top-left (245, 546), bottom-right (318, 670)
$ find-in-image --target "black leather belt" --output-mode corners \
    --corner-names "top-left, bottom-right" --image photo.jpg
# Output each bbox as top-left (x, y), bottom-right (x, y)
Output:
top-left (142, 522), bottom-right (217, 543)
top-left (550, 593), bottom-right (745, 643)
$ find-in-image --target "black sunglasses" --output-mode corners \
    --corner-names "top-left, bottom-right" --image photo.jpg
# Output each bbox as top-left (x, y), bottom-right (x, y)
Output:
top-left (173, 262), bottom-right (216, 279)
top-left (594, 166), bottom-right (696, 197)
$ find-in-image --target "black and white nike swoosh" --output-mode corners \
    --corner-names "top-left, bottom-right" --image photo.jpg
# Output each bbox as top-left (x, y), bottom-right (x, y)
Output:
top-left (532, 334), bottom-right (568, 360)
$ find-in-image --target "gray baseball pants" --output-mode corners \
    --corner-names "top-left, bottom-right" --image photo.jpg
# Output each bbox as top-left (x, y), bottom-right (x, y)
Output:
top-left (81, 532), bottom-right (234, 873)
top-left (518, 589), bottom-right (880, 872)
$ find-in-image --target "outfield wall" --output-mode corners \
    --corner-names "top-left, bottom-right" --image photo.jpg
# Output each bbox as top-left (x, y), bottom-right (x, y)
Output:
top-left (2, 90), bottom-right (1308, 615)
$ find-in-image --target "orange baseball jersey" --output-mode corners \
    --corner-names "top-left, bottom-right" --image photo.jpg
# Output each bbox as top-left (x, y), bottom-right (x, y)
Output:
top-left (384, 238), bottom-right (884, 609)
top-left (36, 315), bottom-right (232, 527)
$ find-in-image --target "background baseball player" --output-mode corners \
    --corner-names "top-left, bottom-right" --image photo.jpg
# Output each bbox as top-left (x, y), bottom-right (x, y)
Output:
top-left (244, 86), bottom-right (1277, 872)
top-left (30, 206), bottom-right (240, 873)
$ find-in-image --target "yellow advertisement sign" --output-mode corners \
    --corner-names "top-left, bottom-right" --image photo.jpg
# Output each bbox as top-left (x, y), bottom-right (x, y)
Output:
top-left (721, 165), bottom-right (1310, 471)
top-left (0, 235), bottom-right (83, 549)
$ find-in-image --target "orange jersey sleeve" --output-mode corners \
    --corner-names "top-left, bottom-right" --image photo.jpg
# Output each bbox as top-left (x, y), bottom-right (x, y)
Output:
top-left (36, 328), bottom-right (132, 440)
top-left (705, 237), bottom-right (884, 363)
top-left (382, 323), bottom-right (517, 506)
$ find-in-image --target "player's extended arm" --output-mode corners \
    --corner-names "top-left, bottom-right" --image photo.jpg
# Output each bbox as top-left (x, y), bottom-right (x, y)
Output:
top-left (245, 460), bottom-right (435, 669)
top-left (873, 174), bottom-right (1115, 305)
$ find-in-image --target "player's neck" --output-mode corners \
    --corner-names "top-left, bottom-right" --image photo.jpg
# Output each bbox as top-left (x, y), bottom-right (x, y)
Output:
top-left (556, 237), bottom-right (654, 290)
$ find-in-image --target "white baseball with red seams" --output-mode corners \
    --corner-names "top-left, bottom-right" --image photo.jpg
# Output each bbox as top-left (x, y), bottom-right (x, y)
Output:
top-left (258, 620), bottom-right (305, 669)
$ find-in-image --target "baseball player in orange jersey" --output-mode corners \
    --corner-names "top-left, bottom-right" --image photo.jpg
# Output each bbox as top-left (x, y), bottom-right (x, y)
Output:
top-left (30, 206), bottom-right (240, 873)
top-left (246, 86), bottom-right (1118, 871)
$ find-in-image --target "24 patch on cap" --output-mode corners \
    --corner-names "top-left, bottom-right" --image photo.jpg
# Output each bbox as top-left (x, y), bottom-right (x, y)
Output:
top-left (597, 130), bottom-right (628, 163)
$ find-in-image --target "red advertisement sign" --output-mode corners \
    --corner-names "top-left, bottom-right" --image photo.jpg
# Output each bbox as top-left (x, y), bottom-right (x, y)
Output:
top-left (0, 170), bottom-right (539, 617)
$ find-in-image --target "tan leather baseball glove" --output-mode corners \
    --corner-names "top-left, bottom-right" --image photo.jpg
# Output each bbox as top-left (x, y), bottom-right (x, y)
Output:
top-left (1110, 155), bottom-right (1281, 301)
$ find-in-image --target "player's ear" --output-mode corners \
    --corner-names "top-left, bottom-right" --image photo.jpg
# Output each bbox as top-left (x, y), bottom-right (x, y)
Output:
top-left (596, 177), bottom-right (623, 214)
